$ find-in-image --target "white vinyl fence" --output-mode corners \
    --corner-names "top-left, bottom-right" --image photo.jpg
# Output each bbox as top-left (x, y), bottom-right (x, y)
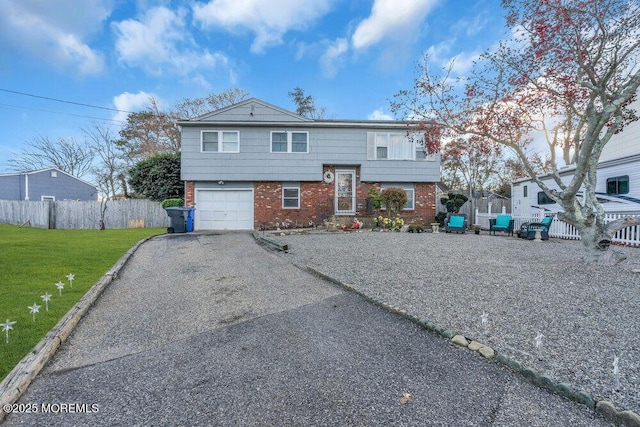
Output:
top-left (0, 200), bottom-right (170, 230)
top-left (476, 210), bottom-right (640, 247)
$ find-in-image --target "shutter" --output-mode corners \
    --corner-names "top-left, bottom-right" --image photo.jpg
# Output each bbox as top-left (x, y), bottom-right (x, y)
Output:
top-left (366, 132), bottom-right (376, 160)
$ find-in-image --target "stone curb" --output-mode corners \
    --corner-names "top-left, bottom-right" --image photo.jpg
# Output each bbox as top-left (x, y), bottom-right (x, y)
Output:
top-left (305, 266), bottom-right (640, 427)
top-left (0, 235), bottom-right (160, 422)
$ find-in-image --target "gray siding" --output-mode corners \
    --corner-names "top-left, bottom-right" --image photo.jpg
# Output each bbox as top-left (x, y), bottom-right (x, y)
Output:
top-left (0, 170), bottom-right (98, 201)
top-left (0, 175), bottom-right (22, 199)
top-left (181, 126), bottom-right (440, 183)
top-left (197, 101), bottom-right (308, 122)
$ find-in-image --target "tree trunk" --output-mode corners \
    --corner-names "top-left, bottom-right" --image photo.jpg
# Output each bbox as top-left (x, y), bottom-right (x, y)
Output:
top-left (577, 223), bottom-right (627, 265)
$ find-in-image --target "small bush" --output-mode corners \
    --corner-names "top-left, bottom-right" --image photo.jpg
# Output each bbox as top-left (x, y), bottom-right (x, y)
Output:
top-left (161, 198), bottom-right (184, 208)
top-left (380, 187), bottom-right (407, 219)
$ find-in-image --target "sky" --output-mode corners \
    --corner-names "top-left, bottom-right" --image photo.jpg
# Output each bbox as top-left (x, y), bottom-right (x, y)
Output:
top-left (0, 0), bottom-right (507, 174)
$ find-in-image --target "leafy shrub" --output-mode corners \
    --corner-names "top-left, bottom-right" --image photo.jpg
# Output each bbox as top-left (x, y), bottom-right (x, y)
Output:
top-left (440, 192), bottom-right (468, 213)
top-left (434, 212), bottom-right (447, 226)
top-left (380, 187), bottom-right (407, 219)
top-left (161, 198), bottom-right (184, 208)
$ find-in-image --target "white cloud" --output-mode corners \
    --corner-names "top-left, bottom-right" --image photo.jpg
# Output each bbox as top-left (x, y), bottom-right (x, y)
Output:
top-left (0, 0), bottom-right (108, 75)
top-left (112, 91), bottom-right (156, 122)
top-left (112, 6), bottom-right (229, 79)
top-left (352, 0), bottom-right (440, 50)
top-left (367, 108), bottom-right (393, 120)
top-left (192, 0), bottom-right (334, 54)
top-left (320, 38), bottom-right (348, 78)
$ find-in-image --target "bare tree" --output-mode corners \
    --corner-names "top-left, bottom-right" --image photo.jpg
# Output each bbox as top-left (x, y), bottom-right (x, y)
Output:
top-left (118, 97), bottom-right (181, 162)
top-left (174, 88), bottom-right (251, 118)
top-left (7, 136), bottom-right (94, 177)
top-left (288, 87), bottom-right (328, 119)
top-left (84, 123), bottom-right (129, 200)
top-left (392, 0), bottom-right (640, 264)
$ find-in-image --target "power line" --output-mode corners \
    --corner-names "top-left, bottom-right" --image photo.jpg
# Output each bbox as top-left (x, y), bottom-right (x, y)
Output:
top-left (0, 103), bottom-right (126, 124)
top-left (0, 88), bottom-right (133, 114)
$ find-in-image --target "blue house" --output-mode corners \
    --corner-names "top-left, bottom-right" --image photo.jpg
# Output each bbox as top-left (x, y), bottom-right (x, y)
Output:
top-left (0, 168), bottom-right (99, 201)
top-left (179, 98), bottom-right (441, 230)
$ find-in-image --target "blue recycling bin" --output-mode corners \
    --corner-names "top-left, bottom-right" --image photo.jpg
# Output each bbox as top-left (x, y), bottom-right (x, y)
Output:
top-left (186, 207), bottom-right (195, 232)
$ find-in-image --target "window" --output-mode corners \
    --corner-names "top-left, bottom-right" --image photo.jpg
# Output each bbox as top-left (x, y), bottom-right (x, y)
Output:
top-left (381, 184), bottom-right (415, 210)
top-left (606, 175), bottom-right (629, 195)
top-left (367, 132), bottom-right (414, 160)
top-left (537, 191), bottom-right (555, 205)
top-left (271, 131), bottom-right (309, 153)
top-left (282, 185), bottom-right (300, 209)
top-left (523, 185), bottom-right (528, 198)
top-left (50, 171), bottom-right (57, 178)
top-left (202, 131), bottom-right (239, 153)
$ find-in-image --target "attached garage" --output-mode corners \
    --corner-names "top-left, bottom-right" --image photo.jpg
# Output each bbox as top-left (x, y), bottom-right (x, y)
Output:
top-left (194, 189), bottom-right (254, 230)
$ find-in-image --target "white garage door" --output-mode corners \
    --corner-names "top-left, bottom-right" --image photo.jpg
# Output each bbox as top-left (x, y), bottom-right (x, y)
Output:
top-left (195, 190), bottom-right (254, 230)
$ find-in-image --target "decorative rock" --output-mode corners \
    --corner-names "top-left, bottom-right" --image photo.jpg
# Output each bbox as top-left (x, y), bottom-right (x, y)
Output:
top-left (556, 382), bottom-right (574, 399)
top-left (596, 400), bottom-right (618, 421)
top-left (468, 341), bottom-right (483, 351)
top-left (495, 354), bottom-right (521, 371)
top-left (617, 410), bottom-right (640, 427)
top-left (521, 367), bottom-right (538, 380)
top-left (574, 391), bottom-right (596, 409)
top-left (442, 330), bottom-right (456, 339)
top-left (451, 335), bottom-right (469, 347)
top-left (536, 375), bottom-right (556, 390)
top-left (478, 346), bottom-right (495, 359)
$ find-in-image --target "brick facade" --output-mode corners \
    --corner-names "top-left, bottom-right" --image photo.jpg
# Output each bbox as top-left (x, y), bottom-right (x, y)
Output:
top-left (185, 181), bottom-right (195, 207)
top-left (186, 165), bottom-right (437, 230)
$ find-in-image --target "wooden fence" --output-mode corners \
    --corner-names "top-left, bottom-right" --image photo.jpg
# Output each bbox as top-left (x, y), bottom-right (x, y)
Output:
top-left (476, 211), bottom-right (640, 247)
top-left (0, 200), bottom-right (170, 230)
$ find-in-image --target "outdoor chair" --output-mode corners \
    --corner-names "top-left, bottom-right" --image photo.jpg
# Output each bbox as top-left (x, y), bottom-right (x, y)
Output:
top-left (489, 214), bottom-right (514, 236)
top-left (519, 216), bottom-right (553, 240)
top-left (445, 214), bottom-right (467, 234)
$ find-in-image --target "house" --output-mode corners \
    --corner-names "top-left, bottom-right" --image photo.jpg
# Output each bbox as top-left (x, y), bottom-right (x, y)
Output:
top-left (511, 97), bottom-right (640, 216)
top-left (0, 168), bottom-right (99, 201)
top-left (178, 98), bottom-right (441, 231)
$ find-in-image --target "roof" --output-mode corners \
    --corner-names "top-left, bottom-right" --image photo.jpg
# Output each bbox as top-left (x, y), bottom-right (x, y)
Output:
top-left (178, 97), bottom-right (429, 130)
top-left (0, 167), bottom-right (99, 189)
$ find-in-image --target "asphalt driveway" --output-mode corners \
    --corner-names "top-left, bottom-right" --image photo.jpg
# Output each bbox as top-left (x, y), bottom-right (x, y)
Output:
top-left (2, 232), bottom-right (610, 426)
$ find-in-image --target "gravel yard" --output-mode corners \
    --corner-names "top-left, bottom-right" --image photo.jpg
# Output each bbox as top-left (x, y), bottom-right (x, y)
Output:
top-left (270, 231), bottom-right (640, 415)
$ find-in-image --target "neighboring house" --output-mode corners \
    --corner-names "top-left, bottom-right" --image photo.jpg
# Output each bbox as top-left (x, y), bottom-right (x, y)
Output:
top-left (512, 97), bottom-right (640, 216)
top-left (179, 98), bottom-right (441, 230)
top-left (0, 168), bottom-right (99, 201)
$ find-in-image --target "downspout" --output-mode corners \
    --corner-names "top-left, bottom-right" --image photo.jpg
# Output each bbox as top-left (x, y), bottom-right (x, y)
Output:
top-left (24, 174), bottom-right (29, 200)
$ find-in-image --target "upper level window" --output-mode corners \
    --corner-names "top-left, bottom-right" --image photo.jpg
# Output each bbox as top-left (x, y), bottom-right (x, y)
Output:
top-left (202, 131), bottom-right (239, 153)
top-left (271, 131), bottom-right (309, 153)
top-left (606, 175), bottom-right (629, 195)
top-left (537, 191), bottom-right (555, 205)
top-left (367, 132), bottom-right (414, 160)
top-left (523, 185), bottom-right (528, 198)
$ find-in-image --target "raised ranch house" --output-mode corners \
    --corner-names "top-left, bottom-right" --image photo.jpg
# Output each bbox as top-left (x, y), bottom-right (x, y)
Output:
top-left (179, 98), bottom-right (440, 231)
top-left (0, 168), bottom-right (98, 201)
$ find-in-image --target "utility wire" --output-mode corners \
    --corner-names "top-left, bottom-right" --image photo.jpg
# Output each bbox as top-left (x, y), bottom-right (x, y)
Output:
top-left (0, 103), bottom-right (126, 124)
top-left (0, 88), bottom-right (133, 114)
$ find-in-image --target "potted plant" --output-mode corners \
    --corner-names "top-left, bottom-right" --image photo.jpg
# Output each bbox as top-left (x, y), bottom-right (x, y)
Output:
top-left (473, 224), bottom-right (481, 234)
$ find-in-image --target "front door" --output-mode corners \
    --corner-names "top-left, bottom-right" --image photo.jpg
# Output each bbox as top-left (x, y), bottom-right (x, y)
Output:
top-left (335, 169), bottom-right (356, 215)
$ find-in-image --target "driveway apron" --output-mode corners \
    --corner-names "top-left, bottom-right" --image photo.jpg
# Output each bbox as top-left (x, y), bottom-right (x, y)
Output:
top-left (3, 233), bottom-right (610, 426)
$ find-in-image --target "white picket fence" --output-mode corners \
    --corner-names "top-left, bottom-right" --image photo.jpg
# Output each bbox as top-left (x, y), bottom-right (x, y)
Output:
top-left (476, 210), bottom-right (640, 247)
top-left (0, 199), bottom-right (170, 230)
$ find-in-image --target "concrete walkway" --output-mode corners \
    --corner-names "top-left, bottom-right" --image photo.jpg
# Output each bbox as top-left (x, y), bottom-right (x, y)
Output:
top-left (2, 233), bottom-right (610, 426)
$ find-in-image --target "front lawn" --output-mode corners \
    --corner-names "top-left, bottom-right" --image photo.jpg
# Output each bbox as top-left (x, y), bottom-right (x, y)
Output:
top-left (0, 225), bottom-right (164, 381)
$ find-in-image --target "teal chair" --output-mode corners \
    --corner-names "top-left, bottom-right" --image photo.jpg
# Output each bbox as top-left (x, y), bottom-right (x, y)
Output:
top-left (445, 214), bottom-right (467, 233)
top-left (520, 216), bottom-right (553, 240)
top-left (489, 214), bottom-right (514, 236)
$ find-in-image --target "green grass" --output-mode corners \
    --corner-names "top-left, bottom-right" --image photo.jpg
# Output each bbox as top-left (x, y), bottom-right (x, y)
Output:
top-left (0, 224), bottom-right (164, 381)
